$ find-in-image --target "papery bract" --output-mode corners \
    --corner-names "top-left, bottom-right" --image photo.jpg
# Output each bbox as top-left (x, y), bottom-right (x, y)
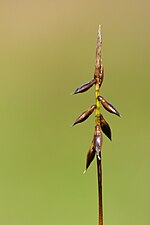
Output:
top-left (84, 143), bottom-right (95, 173)
top-left (73, 79), bottom-right (96, 94)
top-left (98, 96), bottom-right (120, 117)
top-left (93, 124), bottom-right (103, 160)
top-left (100, 114), bottom-right (112, 141)
top-left (73, 104), bottom-right (96, 126)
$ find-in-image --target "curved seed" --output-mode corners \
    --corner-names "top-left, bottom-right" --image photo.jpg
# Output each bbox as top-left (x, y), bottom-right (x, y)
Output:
top-left (72, 105), bottom-right (96, 126)
top-left (93, 124), bottom-right (102, 160)
top-left (73, 79), bottom-right (96, 94)
top-left (98, 96), bottom-right (120, 117)
top-left (84, 143), bottom-right (96, 173)
top-left (100, 114), bottom-right (112, 141)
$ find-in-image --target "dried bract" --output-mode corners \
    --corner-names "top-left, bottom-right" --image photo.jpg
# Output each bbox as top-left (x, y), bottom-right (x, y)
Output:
top-left (98, 96), bottom-right (120, 117)
top-left (93, 124), bottom-right (103, 160)
top-left (73, 79), bottom-right (96, 94)
top-left (73, 105), bottom-right (96, 126)
top-left (84, 143), bottom-right (95, 173)
top-left (100, 114), bottom-right (112, 140)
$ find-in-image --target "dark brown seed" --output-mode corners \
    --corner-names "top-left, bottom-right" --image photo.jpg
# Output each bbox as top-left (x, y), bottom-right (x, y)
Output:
top-left (93, 124), bottom-right (102, 160)
top-left (73, 79), bottom-right (96, 94)
top-left (84, 143), bottom-right (95, 173)
top-left (100, 114), bottom-right (112, 141)
top-left (98, 96), bottom-right (120, 117)
top-left (72, 105), bottom-right (96, 126)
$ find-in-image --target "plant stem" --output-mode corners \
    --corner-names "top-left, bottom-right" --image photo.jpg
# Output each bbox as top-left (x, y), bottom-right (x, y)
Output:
top-left (72, 24), bottom-right (120, 225)
top-left (95, 25), bottom-right (103, 225)
top-left (95, 80), bottom-right (100, 123)
top-left (97, 157), bottom-right (103, 225)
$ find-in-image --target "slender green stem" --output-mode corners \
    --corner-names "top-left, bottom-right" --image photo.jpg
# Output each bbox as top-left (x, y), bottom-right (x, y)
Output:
top-left (95, 79), bottom-right (100, 123)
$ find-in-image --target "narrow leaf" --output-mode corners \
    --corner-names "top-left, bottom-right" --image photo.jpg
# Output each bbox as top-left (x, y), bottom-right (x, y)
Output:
top-left (98, 96), bottom-right (120, 117)
top-left (100, 114), bottom-right (112, 141)
top-left (73, 79), bottom-right (96, 94)
top-left (72, 105), bottom-right (96, 126)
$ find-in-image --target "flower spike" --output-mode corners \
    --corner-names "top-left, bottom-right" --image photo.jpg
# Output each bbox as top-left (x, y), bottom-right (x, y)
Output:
top-left (94, 64), bottom-right (104, 87)
top-left (72, 25), bottom-right (121, 225)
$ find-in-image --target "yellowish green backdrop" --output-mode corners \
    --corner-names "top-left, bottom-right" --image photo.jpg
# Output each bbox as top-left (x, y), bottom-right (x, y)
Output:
top-left (0, 1), bottom-right (150, 225)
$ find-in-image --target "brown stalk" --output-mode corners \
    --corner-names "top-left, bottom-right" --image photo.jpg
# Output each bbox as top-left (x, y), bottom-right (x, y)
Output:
top-left (97, 156), bottom-right (103, 225)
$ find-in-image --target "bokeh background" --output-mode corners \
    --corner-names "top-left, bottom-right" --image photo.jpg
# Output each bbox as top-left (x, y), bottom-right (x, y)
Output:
top-left (0, 0), bottom-right (150, 225)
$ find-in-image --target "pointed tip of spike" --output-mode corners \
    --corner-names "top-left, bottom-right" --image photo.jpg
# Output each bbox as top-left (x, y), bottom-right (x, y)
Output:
top-left (98, 24), bottom-right (101, 32)
top-left (71, 123), bottom-right (75, 127)
top-left (71, 89), bottom-right (79, 95)
top-left (116, 112), bottom-right (121, 117)
top-left (109, 135), bottom-right (112, 141)
top-left (118, 113), bottom-right (122, 118)
top-left (108, 136), bottom-right (112, 141)
top-left (83, 169), bottom-right (87, 174)
top-left (98, 25), bottom-right (102, 41)
top-left (71, 121), bottom-right (77, 127)
top-left (73, 91), bottom-right (78, 95)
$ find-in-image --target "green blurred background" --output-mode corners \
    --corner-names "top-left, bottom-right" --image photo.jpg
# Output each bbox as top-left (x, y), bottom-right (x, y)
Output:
top-left (0, 0), bottom-right (150, 225)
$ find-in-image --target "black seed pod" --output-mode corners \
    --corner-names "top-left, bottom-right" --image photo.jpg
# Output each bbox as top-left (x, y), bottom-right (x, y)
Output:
top-left (100, 114), bottom-right (112, 141)
top-left (98, 96), bottom-right (120, 117)
top-left (73, 79), bottom-right (96, 94)
top-left (72, 105), bottom-right (96, 126)
top-left (84, 143), bottom-right (95, 173)
top-left (93, 124), bottom-right (102, 160)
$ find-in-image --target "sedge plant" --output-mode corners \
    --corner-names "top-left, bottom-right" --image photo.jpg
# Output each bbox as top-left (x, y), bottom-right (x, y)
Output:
top-left (72, 25), bottom-right (120, 225)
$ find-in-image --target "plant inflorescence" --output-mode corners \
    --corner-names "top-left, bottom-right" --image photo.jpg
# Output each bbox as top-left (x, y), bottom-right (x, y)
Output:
top-left (72, 25), bottom-right (120, 225)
